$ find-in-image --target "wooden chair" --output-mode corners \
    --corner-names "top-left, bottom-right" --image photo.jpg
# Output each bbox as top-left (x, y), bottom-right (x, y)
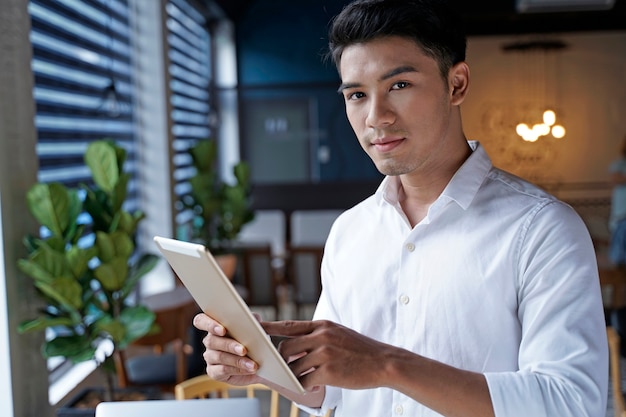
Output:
top-left (286, 245), bottom-right (324, 319)
top-left (600, 266), bottom-right (626, 314)
top-left (114, 287), bottom-right (204, 393)
top-left (600, 266), bottom-right (626, 417)
top-left (175, 374), bottom-right (331, 417)
top-left (236, 243), bottom-right (282, 319)
top-left (608, 326), bottom-right (626, 417)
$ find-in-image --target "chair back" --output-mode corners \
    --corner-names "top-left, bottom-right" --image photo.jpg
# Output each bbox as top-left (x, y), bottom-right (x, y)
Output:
top-left (236, 243), bottom-right (281, 319)
top-left (114, 286), bottom-right (201, 392)
top-left (608, 326), bottom-right (626, 417)
top-left (287, 245), bottom-right (324, 319)
top-left (600, 267), bottom-right (626, 311)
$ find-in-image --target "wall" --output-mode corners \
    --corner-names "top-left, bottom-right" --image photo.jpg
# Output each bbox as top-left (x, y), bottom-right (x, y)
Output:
top-left (464, 31), bottom-right (626, 185)
top-left (236, 0), bottom-right (381, 184)
top-left (0, 1), bottom-right (53, 416)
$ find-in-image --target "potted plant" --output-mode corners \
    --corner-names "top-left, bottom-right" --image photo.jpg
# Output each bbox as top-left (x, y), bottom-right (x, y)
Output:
top-left (17, 140), bottom-right (160, 413)
top-left (180, 139), bottom-right (255, 278)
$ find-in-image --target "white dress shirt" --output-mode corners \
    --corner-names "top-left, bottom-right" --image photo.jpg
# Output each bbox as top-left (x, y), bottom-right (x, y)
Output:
top-left (310, 141), bottom-right (607, 417)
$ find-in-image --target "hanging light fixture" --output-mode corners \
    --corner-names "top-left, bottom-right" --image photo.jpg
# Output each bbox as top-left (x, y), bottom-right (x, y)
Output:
top-left (503, 39), bottom-right (568, 142)
top-left (101, 79), bottom-right (122, 117)
top-left (98, 1), bottom-right (124, 118)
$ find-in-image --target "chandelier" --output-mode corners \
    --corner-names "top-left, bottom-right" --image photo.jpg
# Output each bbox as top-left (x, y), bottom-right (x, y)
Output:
top-left (502, 39), bottom-right (568, 142)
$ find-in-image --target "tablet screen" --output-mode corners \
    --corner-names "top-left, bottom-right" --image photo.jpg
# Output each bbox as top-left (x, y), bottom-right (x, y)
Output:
top-left (153, 236), bottom-right (305, 394)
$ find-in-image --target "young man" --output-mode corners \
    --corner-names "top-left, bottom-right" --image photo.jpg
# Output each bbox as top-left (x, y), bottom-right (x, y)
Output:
top-left (193, 1), bottom-right (608, 416)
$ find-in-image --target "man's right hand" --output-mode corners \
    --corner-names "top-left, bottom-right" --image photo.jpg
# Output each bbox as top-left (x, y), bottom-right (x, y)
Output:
top-left (193, 312), bottom-right (262, 386)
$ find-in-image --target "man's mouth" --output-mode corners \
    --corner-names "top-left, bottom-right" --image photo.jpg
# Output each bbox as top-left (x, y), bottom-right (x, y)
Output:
top-left (371, 137), bottom-right (404, 153)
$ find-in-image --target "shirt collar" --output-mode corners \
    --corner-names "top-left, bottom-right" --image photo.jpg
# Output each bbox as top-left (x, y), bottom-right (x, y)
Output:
top-left (375, 140), bottom-right (493, 211)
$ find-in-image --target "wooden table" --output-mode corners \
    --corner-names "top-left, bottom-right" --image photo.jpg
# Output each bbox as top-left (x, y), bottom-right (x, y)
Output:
top-left (139, 285), bottom-right (199, 347)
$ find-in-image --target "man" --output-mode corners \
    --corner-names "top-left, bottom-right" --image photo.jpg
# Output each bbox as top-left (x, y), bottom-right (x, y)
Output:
top-left (194, 1), bottom-right (608, 416)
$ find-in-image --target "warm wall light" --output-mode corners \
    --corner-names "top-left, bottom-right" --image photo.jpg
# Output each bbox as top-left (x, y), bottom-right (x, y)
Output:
top-left (551, 125), bottom-right (566, 138)
top-left (543, 110), bottom-right (556, 126)
top-left (503, 39), bottom-right (567, 142)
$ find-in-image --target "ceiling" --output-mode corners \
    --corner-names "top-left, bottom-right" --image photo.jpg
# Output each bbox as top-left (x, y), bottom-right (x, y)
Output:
top-left (212, 0), bottom-right (626, 36)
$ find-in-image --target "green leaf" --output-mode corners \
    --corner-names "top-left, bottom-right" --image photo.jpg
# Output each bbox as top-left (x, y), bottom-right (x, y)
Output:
top-left (110, 231), bottom-right (134, 258)
top-left (45, 235), bottom-right (67, 252)
top-left (117, 210), bottom-right (143, 235)
top-left (121, 253), bottom-right (159, 300)
top-left (63, 190), bottom-right (84, 242)
top-left (82, 186), bottom-right (117, 233)
top-left (18, 244), bottom-right (69, 284)
top-left (118, 306), bottom-right (155, 347)
top-left (111, 173), bottom-right (129, 214)
top-left (17, 316), bottom-right (76, 333)
top-left (43, 335), bottom-right (95, 362)
top-left (95, 317), bottom-right (126, 344)
top-left (233, 161), bottom-right (251, 186)
top-left (26, 183), bottom-right (73, 238)
top-left (190, 140), bottom-right (217, 172)
top-left (17, 258), bottom-right (55, 284)
top-left (85, 141), bottom-right (119, 193)
top-left (35, 276), bottom-right (84, 311)
top-left (66, 245), bottom-right (98, 279)
top-left (94, 258), bottom-right (128, 291)
top-left (96, 231), bottom-right (115, 262)
top-left (113, 141), bottom-right (127, 172)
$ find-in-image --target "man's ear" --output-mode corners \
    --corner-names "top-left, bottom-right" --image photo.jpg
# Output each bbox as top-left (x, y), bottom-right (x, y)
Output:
top-left (449, 62), bottom-right (470, 105)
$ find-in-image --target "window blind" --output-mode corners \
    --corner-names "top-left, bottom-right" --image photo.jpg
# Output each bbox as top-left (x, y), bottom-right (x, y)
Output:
top-left (165, 0), bottom-right (214, 235)
top-left (29, 0), bottom-right (137, 210)
top-left (29, 0), bottom-right (136, 374)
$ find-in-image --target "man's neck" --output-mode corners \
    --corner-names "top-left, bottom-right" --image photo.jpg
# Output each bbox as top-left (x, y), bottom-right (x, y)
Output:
top-left (398, 142), bottom-right (472, 227)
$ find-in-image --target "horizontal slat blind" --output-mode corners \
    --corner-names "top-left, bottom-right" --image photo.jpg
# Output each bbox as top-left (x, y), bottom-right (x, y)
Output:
top-left (28, 0), bottom-right (138, 374)
top-left (166, 0), bottom-right (213, 233)
top-left (29, 0), bottom-right (137, 211)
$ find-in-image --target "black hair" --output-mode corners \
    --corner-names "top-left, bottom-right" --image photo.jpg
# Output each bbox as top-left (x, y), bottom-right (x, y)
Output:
top-left (327, 0), bottom-right (467, 78)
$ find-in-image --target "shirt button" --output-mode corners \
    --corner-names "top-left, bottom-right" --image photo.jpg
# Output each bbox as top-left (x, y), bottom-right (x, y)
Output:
top-left (399, 294), bottom-right (410, 305)
top-left (405, 243), bottom-right (415, 252)
top-left (395, 405), bottom-right (404, 415)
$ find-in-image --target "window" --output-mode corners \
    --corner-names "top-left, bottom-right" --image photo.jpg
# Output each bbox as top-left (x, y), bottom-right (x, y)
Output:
top-left (29, 0), bottom-right (137, 202)
top-left (29, 0), bottom-right (137, 377)
top-left (165, 0), bottom-right (214, 238)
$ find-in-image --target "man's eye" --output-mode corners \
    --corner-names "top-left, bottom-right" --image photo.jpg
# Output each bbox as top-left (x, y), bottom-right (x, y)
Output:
top-left (392, 81), bottom-right (409, 90)
top-left (347, 91), bottom-right (365, 100)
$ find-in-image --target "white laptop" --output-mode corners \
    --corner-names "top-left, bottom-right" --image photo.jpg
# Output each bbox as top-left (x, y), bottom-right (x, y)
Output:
top-left (95, 398), bottom-right (261, 417)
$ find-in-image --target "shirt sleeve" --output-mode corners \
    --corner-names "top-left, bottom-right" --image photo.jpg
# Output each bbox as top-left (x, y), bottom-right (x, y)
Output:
top-left (485, 201), bottom-right (608, 417)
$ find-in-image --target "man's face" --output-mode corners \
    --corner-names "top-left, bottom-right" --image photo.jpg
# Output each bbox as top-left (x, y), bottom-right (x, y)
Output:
top-left (338, 36), bottom-right (463, 179)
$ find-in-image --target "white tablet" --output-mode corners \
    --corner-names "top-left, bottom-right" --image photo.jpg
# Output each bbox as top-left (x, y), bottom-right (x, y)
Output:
top-left (153, 236), bottom-right (306, 394)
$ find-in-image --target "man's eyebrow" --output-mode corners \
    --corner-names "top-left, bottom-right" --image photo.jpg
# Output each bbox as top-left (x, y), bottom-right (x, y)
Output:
top-left (337, 65), bottom-right (418, 94)
top-left (337, 82), bottom-right (359, 94)
top-left (382, 65), bottom-right (417, 80)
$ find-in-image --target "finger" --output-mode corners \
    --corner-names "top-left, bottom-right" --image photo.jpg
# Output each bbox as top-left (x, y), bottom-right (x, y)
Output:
top-left (203, 331), bottom-right (248, 357)
top-left (194, 313), bottom-right (226, 336)
top-left (287, 350), bottom-right (323, 380)
top-left (262, 320), bottom-right (318, 337)
top-left (206, 363), bottom-right (257, 381)
top-left (205, 349), bottom-right (258, 374)
top-left (297, 368), bottom-right (325, 392)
